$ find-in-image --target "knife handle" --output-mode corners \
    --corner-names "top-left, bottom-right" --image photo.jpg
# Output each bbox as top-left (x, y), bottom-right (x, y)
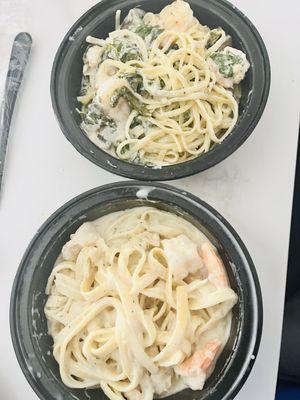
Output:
top-left (0, 32), bottom-right (32, 191)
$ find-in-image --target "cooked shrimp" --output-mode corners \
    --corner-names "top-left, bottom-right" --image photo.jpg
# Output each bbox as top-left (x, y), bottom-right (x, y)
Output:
top-left (208, 47), bottom-right (250, 89)
top-left (175, 339), bottom-right (222, 390)
top-left (200, 242), bottom-right (228, 289)
top-left (158, 0), bottom-right (194, 32)
top-left (162, 234), bottom-right (204, 281)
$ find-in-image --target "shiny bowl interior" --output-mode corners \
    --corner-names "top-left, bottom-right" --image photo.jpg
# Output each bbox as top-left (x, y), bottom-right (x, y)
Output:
top-left (10, 181), bottom-right (262, 400)
top-left (51, 0), bottom-right (270, 181)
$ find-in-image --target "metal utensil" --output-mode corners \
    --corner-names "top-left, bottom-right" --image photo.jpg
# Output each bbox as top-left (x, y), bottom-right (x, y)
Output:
top-left (0, 32), bottom-right (32, 196)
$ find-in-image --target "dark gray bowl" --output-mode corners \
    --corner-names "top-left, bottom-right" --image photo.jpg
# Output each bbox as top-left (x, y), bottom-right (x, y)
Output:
top-left (51, 0), bottom-right (270, 181)
top-left (10, 181), bottom-right (262, 400)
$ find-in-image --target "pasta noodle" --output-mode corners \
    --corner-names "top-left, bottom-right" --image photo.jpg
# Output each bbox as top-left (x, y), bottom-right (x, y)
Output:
top-left (45, 207), bottom-right (238, 400)
top-left (78, 1), bottom-right (250, 166)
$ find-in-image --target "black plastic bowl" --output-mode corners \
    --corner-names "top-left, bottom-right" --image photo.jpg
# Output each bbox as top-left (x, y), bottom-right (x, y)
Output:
top-left (10, 181), bottom-right (262, 400)
top-left (51, 0), bottom-right (270, 181)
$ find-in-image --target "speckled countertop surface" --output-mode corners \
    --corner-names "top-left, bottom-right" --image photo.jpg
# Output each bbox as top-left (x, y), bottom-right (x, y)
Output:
top-left (1, 1), bottom-right (300, 399)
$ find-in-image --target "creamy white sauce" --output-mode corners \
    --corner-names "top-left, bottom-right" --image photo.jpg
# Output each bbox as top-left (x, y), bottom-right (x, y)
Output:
top-left (45, 207), bottom-right (237, 400)
top-left (77, 1), bottom-right (250, 166)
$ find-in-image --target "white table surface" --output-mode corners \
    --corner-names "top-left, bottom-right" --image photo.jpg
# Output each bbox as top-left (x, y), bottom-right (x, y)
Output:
top-left (1, 0), bottom-right (300, 399)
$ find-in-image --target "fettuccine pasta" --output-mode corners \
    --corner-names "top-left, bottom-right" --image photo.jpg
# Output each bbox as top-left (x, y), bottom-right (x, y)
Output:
top-left (45, 207), bottom-right (237, 400)
top-left (78, 1), bottom-right (249, 166)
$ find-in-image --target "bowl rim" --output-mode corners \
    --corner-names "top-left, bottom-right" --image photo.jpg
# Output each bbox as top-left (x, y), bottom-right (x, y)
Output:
top-left (10, 180), bottom-right (263, 400)
top-left (50, 0), bottom-right (271, 181)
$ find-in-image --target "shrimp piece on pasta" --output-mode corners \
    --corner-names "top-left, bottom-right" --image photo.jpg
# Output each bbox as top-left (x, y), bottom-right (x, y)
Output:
top-left (200, 242), bottom-right (228, 289)
top-left (158, 0), bottom-right (194, 33)
top-left (175, 339), bottom-right (222, 390)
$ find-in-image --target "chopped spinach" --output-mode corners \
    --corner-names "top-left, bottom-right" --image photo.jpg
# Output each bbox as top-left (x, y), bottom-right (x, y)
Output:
top-left (120, 143), bottom-right (130, 154)
top-left (120, 44), bottom-right (142, 63)
top-left (87, 112), bottom-right (101, 123)
top-left (130, 115), bottom-right (141, 128)
top-left (122, 73), bottom-right (145, 94)
top-left (210, 51), bottom-right (243, 78)
top-left (79, 75), bottom-right (90, 96)
top-left (135, 24), bottom-right (164, 41)
top-left (83, 104), bottom-right (116, 129)
top-left (119, 144), bottom-right (141, 163)
top-left (110, 87), bottom-right (150, 116)
top-left (183, 111), bottom-right (191, 123)
top-left (130, 114), bottom-right (152, 131)
top-left (206, 30), bottom-right (222, 49)
top-left (101, 41), bottom-right (122, 61)
top-left (110, 87), bottom-right (128, 107)
top-left (96, 134), bottom-right (110, 148)
top-left (90, 112), bottom-right (115, 128)
top-left (135, 24), bottom-right (153, 39)
top-left (101, 39), bottom-right (142, 63)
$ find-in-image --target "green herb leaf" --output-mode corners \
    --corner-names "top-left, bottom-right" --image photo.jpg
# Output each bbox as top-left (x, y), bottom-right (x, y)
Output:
top-left (135, 24), bottom-right (153, 39)
top-left (120, 143), bottom-right (130, 154)
top-left (135, 24), bottom-right (163, 41)
top-left (206, 30), bottom-right (222, 49)
top-left (210, 51), bottom-right (243, 78)
top-left (183, 111), bottom-right (191, 123)
top-left (123, 73), bottom-right (145, 94)
top-left (101, 40), bottom-right (142, 63)
top-left (83, 106), bottom-right (116, 129)
top-left (111, 87), bottom-right (150, 116)
top-left (101, 41), bottom-right (122, 62)
top-left (120, 46), bottom-right (142, 63)
top-left (79, 75), bottom-right (90, 96)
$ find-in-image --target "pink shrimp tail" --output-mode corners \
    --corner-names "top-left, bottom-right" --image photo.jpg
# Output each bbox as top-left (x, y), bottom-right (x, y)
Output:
top-left (178, 339), bottom-right (222, 375)
top-left (201, 242), bottom-right (228, 289)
